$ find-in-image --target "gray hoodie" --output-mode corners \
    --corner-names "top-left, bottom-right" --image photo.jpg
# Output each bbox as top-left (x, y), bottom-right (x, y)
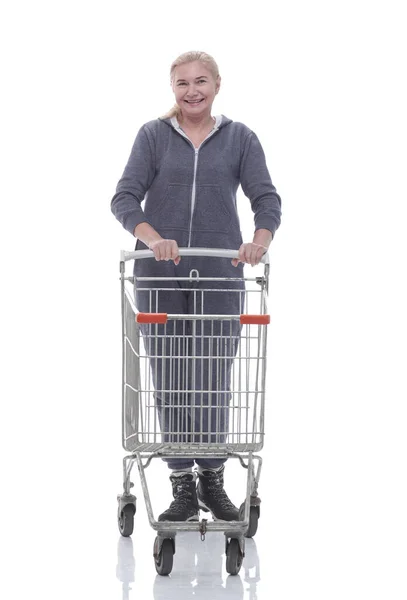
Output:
top-left (111, 115), bottom-right (282, 252)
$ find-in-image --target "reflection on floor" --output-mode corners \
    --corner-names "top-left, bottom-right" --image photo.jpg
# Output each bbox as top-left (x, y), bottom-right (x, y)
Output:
top-left (117, 531), bottom-right (260, 600)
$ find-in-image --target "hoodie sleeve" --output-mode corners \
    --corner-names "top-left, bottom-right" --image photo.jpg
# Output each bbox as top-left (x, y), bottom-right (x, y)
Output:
top-left (111, 125), bottom-right (155, 235)
top-left (239, 131), bottom-right (282, 237)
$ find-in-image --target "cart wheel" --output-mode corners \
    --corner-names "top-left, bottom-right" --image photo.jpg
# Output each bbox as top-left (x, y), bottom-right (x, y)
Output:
top-left (154, 537), bottom-right (174, 576)
top-left (226, 538), bottom-right (243, 575)
top-left (239, 503), bottom-right (260, 538)
top-left (118, 504), bottom-right (135, 537)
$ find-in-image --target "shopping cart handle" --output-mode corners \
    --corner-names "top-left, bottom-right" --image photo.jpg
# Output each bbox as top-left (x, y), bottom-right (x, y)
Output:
top-left (121, 247), bottom-right (270, 265)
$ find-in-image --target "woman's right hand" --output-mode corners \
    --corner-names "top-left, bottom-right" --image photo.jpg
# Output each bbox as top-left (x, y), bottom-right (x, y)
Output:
top-left (148, 238), bottom-right (181, 265)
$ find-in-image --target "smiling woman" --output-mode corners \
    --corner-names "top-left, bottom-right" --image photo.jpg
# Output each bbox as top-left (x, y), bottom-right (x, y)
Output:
top-left (162, 50), bottom-right (221, 125)
top-left (111, 48), bottom-right (282, 525)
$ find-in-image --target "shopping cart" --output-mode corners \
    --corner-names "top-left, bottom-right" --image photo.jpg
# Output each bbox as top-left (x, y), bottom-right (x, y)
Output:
top-left (116, 248), bottom-right (270, 576)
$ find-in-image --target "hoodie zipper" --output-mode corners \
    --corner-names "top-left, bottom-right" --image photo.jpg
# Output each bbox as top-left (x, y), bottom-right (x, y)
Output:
top-left (173, 125), bottom-right (218, 247)
top-left (190, 148), bottom-right (199, 246)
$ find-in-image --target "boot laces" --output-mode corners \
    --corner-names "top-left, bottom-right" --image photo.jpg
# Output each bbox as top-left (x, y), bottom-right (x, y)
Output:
top-left (206, 473), bottom-right (236, 509)
top-left (169, 477), bottom-right (195, 511)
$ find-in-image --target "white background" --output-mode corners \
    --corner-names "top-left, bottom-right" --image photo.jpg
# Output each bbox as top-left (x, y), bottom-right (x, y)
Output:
top-left (1, 1), bottom-right (406, 598)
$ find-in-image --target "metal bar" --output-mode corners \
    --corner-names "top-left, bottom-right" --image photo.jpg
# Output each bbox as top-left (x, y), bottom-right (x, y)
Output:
top-left (246, 324), bottom-right (251, 444)
top-left (176, 322), bottom-right (181, 444)
top-left (120, 262), bottom-right (126, 450)
top-left (199, 297), bottom-right (204, 444)
top-left (191, 291), bottom-right (197, 443)
top-left (252, 325), bottom-right (262, 444)
top-left (242, 453), bottom-right (254, 525)
top-left (208, 318), bottom-right (213, 444)
top-left (259, 314), bottom-right (268, 443)
top-left (127, 386), bottom-right (263, 394)
top-left (134, 276), bottom-right (258, 282)
top-left (135, 287), bottom-right (260, 293)
top-left (123, 455), bottom-right (136, 495)
top-left (122, 247), bottom-right (270, 265)
top-left (135, 454), bottom-right (156, 528)
top-left (141, 314), bottom-right (264, 321)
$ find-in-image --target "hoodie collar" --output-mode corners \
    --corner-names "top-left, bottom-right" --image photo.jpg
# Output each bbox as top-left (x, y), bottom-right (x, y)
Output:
top-left (170, 115), bottom-right (223, 131)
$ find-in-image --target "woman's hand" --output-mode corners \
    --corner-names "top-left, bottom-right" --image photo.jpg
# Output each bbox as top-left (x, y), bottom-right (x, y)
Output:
top-left (149, 239), bottom-right (181, 265)
top-left (133, 224), bottom-right (180, 264)
top-left (232, 242), bottom-right (268, 267)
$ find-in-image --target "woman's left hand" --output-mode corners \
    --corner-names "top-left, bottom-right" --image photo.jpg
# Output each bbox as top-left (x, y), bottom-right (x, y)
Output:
top-left (232, 243), bottom-right (268, 267)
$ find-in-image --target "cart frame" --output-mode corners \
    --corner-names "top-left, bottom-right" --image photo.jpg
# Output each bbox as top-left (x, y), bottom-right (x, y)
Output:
top-left (117, 248), bottom-right (270, 576)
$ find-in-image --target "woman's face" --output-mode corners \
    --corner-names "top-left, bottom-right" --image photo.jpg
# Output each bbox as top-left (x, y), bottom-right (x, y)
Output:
top-left (172, 61), bottom-right (220, 119)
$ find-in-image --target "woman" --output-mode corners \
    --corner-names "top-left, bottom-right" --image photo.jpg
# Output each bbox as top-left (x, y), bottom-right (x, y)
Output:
top-left (111, 51), bottom-right (282, 523)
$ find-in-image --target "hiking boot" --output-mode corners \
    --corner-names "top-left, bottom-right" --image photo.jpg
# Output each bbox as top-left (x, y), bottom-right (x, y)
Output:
top-left (196, 465), bottom-right (239, 521)
top-left (158, 472), bottom-right (199, 522)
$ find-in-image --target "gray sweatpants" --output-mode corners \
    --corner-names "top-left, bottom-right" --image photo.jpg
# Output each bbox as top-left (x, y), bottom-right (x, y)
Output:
top-left (134, 258), bottom-right (245, 470)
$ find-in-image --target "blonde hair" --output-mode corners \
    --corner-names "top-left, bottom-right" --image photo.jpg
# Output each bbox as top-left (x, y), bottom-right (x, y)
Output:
top-left (160, 51), bottom-right (220, 120)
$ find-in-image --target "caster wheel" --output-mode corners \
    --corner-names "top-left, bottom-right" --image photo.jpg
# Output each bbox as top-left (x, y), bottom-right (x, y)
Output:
top-left (154, 537), bottom-right (174, 576)
top-left (239, 503), bottom-right (260, 538)
top-left (118, 504), bottom-right (135, 537)
top-left (226, 538), bottom-right (243, 575)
